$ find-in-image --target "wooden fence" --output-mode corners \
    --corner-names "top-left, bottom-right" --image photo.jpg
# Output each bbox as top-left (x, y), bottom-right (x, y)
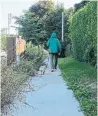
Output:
top-left (6, 37), bottom-right (16, 65)
top-left (6, 36), bottom-right (26, 65)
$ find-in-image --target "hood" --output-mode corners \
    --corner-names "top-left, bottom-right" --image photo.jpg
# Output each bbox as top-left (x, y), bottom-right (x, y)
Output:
top-left (50, 32), bottom-right (57, 38)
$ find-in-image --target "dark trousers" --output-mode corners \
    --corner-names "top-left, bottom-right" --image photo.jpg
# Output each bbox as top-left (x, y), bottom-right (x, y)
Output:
top-left (50, 53), bottom-right (58, 69)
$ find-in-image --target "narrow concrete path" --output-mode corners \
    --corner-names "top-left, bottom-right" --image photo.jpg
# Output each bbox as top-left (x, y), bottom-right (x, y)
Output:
top-left (11, 58), bottom-right (84, 116)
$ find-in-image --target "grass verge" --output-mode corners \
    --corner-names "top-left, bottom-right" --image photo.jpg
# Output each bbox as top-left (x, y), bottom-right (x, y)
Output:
top-left (58, 57), bottom-right (97, 116)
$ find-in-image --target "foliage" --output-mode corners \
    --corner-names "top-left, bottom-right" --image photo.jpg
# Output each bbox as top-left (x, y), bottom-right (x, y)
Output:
top-left (16, 11), bottom-right (39, 42)
top-left (66, 7), bottom-right (74, 19)
top-left (15, 1), bottom-right (97, 66)
top-left (59, 57), bottom-right (97, 116)
top-left (1, 58), bottom-right (28, 109)
top-left (29, 0), bottom-right (54, 18)
top-left (74, 1), bottom-right (89, 12)
top-left (15, 0), bottom-right (54, 44)
top-left (25, 41), bottom-right (39, 59)
top-left (1, 43), bottom-right (45, 110)
top-left (23, 41), bottom-right (44, 61)
top-left (1, 34), bottom-right (7, 50)
top-left (15, 1), bottom-right (69, 45)
top-left (42, 7), bottom-right (69, 40)
top-left (69, 2), bottom-right (97, 65)
top-left (1, 33), bottom-right (18, 51)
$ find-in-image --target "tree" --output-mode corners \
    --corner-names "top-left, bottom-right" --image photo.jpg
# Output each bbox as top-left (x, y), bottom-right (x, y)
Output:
top-left (1, 34), bottom-right (7, 50)
top-left (16, 0), bottom-right (69, 47)
top-left (42, 7), bottom-right (69, 41)
top-left (16, 0), bottom-right (54, 44)
top-left (29, 0), bottom-right (54, 18)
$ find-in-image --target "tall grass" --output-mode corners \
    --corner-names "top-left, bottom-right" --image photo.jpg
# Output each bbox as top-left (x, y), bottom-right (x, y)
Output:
top-left (1, 42), bottom-right (46, 112)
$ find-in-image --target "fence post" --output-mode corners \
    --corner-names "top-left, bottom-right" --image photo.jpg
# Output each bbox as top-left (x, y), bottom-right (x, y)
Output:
top-left (16, 54), bottom-right (20, 65)
top-left (6, 37), bottom-right (16, 65)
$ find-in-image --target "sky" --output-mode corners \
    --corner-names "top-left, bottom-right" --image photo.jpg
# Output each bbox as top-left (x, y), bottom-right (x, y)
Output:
top-left (0, 0), bottom-right (82, 34)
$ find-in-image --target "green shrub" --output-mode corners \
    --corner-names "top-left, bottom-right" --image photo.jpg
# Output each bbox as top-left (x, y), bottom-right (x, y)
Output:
top-left (69, 2), bottom-right (97, 66)
top-left (24, 41), bottom-right (43, 60)
top-left (1, 43), bottom-right (45, 111)
top-left (26, 42), bottom-right (38, 56)
top-left (1, 34), bottom-right (7, 50)
top-left (1, 58), bottom-right (28, 109)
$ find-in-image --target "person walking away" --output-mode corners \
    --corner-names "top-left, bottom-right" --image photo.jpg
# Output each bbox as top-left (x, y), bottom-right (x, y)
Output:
top-left (46, 32), bottom-right (61, 72)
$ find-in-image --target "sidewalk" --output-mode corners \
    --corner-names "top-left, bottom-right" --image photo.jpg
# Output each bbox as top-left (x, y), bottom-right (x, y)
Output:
top-left (10, 58), bottom-right (84, 116)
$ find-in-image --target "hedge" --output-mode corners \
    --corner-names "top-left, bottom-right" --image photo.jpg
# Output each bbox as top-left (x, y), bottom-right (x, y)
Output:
top-left (69, 2), bottom-right (97, 66)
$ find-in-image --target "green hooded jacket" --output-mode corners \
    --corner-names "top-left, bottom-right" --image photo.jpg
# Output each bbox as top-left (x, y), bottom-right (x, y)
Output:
top-left (46, 32), bottom-right (61, 53)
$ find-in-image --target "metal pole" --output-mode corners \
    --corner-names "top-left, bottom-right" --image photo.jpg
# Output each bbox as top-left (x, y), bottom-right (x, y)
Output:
top-left (57, 0), bottom-right (58, 6)
top-left (8, 13), bottom-right (11, 36)
top-left (8, 14), bottom-right (10, 35)
top-left (62, 12), bottom-right (64, 42)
